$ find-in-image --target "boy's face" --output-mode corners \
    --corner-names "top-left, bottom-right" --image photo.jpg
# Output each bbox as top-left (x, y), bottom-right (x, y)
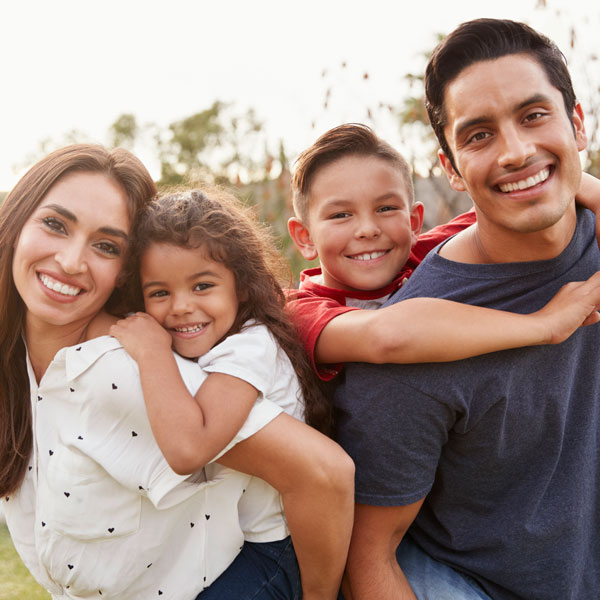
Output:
top-left (289, 155), bottom-right (423, 292)
top-left (438, 54), bottom-right (586, 243)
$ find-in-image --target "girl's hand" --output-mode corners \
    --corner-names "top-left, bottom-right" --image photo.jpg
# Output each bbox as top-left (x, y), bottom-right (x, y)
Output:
top-left (533, 271), bottom-right (600, 345)
top-left (109, 312), bottom-right (173, 363)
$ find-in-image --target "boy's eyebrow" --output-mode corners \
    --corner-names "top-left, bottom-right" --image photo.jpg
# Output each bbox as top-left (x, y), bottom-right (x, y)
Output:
top-left (454, 93), bottom-right (553, 140)
top-left (320, 192), bottom-right (406, 208)
top-left (41, 203), bottom-right (129, 241)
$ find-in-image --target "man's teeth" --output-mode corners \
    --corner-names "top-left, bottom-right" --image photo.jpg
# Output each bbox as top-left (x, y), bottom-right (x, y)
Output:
top-left (39, 274), bottom-right (81, 296)
top-left (174, 324), bottom-right (205, 333)
top-left (498, 168), bottom-right (550, 193)
top-left (351, 251), bottom-right (387, 261)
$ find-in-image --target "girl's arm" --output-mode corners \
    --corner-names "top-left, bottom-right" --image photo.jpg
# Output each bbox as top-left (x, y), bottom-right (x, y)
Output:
top-left (315, 272), bottom-right (600, 365)
top-left (218, 412), bottom-right (355, 600)
top-left (110, 312), bottom-right (257, 474)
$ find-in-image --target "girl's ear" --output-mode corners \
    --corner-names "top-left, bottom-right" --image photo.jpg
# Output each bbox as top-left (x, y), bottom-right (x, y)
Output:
top-left (288, 217), bottom-right (318, 261)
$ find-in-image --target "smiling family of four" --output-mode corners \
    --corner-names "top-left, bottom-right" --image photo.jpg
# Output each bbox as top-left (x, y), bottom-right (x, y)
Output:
top-left (2, 16), bottom-right (600, 600)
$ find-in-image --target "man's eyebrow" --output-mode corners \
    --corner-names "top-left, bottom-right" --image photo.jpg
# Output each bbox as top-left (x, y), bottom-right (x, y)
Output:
top-left (454, 94), bottom-right (554, 140)
top-left (42, 203), bottom-right (128, 241)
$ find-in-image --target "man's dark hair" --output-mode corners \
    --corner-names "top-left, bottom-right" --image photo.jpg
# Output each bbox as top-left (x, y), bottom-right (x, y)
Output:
top-left (425, 18), bottom-right (576, 172)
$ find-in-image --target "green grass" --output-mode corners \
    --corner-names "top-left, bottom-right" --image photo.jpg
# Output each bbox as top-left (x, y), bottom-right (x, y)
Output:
top-left (0, 523), bottom-right (50, 600)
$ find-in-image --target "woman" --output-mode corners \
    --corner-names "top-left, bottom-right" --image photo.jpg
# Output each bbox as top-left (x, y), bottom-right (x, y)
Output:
top-left (0, 145), bottom-right (354, 599)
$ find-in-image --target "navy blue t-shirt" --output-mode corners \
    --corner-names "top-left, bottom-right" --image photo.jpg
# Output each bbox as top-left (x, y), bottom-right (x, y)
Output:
top-left (336, 208), bottom-right (600, 600)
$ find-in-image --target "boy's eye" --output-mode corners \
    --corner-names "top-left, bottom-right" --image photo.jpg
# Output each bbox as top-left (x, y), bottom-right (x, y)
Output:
top-left (377, 206), bottom-right (398, 213)
top-left (194, 282), bottom-right (214, 292)
top-left (41, 216), bottom-right (66, 234)
top-left (94, 241), bottom-right (121, 256)
top-left (329, 212), bottom-right (351, 220)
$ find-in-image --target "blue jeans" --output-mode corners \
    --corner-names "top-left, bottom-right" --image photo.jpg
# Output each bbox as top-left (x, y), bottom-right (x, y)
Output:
top-left (197, 536), bottom-right (301, 599)
top-left (396, 537), bottom-right (492, 600)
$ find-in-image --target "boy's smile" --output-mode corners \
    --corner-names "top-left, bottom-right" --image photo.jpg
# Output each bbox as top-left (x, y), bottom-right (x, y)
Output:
top-left (296, 155), bottom-right (423, 292)
top-left (439, 54), bottom-right (587, 260)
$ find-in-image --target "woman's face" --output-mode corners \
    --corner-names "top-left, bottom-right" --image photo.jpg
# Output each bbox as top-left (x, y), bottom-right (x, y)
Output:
top-left (12, 171), bottom-right (131, 331)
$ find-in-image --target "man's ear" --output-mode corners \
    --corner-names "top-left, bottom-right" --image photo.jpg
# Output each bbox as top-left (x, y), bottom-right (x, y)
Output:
top-left (438, 149), bottom-right (466, 192)
top-left (288, 217), bottom-right (318, 261)
top-left (409, 201), bottom-right (424, 246)
top-left (573, 102), bottom-right (588, 152)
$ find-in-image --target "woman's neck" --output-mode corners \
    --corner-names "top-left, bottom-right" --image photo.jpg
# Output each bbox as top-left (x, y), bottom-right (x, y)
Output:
top-left (25, 310), bottom-right (116, 383)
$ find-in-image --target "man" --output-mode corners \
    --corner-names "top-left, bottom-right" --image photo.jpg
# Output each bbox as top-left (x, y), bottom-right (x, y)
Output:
top-left (336, 18), bottom-right (600, 599)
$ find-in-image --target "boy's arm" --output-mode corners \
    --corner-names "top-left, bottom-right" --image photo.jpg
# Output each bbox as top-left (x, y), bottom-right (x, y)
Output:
top-left (110, 313), bottom-right (257, 474)
top-left (315, 273), bottom-right (600, 365)
top-left (218, 412), bottom-right (355, 600)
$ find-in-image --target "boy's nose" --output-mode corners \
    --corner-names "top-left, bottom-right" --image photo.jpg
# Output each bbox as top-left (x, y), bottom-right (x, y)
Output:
top-left (355, 219), bottom-right (381, 239)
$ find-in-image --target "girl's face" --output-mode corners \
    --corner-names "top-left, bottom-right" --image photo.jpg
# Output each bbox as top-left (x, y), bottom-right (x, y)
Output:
top-left (140, 242), bottom-right (240, 358)
top-left (12, 171), bottom-right (130, 333)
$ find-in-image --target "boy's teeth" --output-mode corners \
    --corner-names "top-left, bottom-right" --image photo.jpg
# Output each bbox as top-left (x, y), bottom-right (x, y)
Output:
top-left (498, 168), bottom-right (550, 193)
top-left (352, 251), bottom-right (386, 261)
top-left (39, 274), bottom-right (81, 296)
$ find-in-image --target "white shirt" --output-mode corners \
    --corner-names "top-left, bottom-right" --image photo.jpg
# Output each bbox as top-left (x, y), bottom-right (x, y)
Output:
top-left (3, 335), bottom-right (283, 599)
top-left (198, 321), bottom-right (305, 542)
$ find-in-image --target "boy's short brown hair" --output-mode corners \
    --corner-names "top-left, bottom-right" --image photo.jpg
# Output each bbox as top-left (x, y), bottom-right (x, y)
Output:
top-left (291, 123), bottom-right (414, 223)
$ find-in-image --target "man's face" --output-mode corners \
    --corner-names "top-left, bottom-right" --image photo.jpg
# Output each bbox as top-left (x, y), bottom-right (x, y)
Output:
top-left (439, 54), bottom-right (587, 243)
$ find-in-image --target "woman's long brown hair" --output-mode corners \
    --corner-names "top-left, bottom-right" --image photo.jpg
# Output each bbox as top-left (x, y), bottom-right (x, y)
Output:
top-left (0, 144), bottom-right (156, 496)
top-left (124, 187), bottom-right (334, 436)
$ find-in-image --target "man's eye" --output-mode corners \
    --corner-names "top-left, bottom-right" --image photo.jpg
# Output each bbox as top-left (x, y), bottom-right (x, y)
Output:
top-left (524, 111), bottom-right (545, 122)
top-left (467, 131), bottom-right (490, 144)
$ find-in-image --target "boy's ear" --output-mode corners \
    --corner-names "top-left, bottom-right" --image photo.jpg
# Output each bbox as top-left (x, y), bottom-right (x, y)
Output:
top-left (438, 149), bottom-right (467, 192)
top-left (409, 201), bottom-right (424, 246)
top-left (288, 217), bottom-right (318, 261)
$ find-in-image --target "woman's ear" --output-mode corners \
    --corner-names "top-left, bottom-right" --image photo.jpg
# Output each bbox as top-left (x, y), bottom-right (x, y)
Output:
top-left (288, 217), bottom-right (318, 261)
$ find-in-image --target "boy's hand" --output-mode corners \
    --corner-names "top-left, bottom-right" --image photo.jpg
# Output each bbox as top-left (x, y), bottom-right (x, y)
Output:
top-left (576, 172), bottom-right (600, 248)
top-left (534, 271), bottom-right (600, 345)
top-left (110, 312), bottom-right (173, 363)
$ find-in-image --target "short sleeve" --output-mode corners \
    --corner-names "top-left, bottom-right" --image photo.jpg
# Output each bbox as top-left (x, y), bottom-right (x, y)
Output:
top-left (198, 324), bottom-right (286, 460)
top-left (335, 362), bottom-right (456, 506)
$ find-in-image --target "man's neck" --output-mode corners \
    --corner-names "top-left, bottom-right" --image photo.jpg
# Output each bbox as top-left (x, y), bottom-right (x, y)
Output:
top-left (439, 206), bottom-right (578, 264)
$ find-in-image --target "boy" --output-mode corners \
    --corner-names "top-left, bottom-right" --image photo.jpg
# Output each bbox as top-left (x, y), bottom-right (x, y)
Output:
top-left (286, 123), bottom-right (600, 379)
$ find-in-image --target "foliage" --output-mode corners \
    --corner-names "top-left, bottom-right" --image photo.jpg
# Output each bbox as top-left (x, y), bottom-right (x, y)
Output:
top-left (0, 524), bottom-right (50, 599)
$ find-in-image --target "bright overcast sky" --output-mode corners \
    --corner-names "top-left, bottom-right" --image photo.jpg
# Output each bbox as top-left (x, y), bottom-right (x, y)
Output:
top-left (1, 0), bottom-right (597, 189)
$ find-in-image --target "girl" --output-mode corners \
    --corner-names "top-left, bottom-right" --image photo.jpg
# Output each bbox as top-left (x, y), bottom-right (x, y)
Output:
top-left (111, 188), bottom-right (354, 599)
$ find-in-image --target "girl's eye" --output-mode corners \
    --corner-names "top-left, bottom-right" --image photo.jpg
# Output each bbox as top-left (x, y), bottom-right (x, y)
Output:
top-left (95, 241), bottom-right (121, 256)
top-left (148, 290), bottom-right (168, 299)
top-left (194, 282), bottom-right (214, 292)
top-left (42, 216), bottom-right (66, 233)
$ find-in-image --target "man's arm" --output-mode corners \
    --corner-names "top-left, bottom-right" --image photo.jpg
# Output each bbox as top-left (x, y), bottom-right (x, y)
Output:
top-left (315, 273), bottom-right (600, 365)
top-left (343, 501), bottom-right (425, 600)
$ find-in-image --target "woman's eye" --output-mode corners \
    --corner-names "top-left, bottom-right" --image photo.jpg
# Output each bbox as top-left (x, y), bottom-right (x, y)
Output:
top-left (42, 217), bottom-right (66, 233)
top-left (95, 242), bottom-right (121, 256)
